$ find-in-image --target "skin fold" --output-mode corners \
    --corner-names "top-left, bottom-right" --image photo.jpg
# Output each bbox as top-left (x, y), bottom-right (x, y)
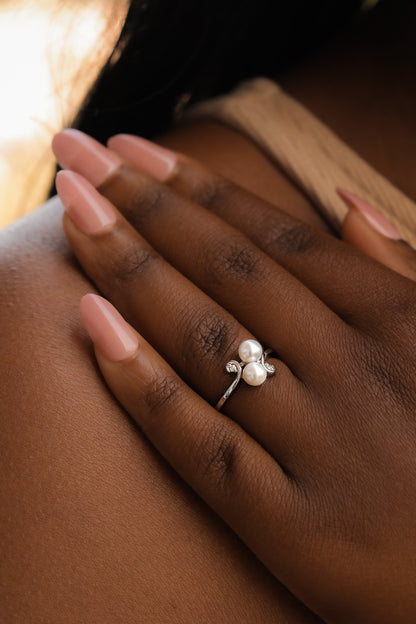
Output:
top-left (1, 1), bottom-right (415, 621)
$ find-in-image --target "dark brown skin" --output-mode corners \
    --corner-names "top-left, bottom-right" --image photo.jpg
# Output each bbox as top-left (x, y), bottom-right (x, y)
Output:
top-left (61, 141), bottom-right (416, 624)
top-left (1, 1), bottom-right (415, 622)
top-left (1, 130), bottom-right (322, 624)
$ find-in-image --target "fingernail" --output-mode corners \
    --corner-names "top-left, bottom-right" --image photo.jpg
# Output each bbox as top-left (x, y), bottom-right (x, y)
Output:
top-left (337, 188), bottom-right (401, 240)
top-left (56, 170), bottom-right (116, 234)
top-left (52, 129), bottom-right (122, 187)
top-left (80, 294), bottom-right (139, 362)
top-left (108, 134), bottom-right (177, 181)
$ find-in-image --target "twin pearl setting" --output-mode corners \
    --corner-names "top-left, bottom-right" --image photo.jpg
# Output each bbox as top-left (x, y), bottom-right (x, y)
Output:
top-left (215, 339), bottom-right (275, 410)
top-left (226, 339), bottom-right (275, 387)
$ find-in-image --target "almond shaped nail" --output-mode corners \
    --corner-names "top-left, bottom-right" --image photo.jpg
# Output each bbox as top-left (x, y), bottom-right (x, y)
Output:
top-left (56, 170), bottom-right (116, 234)
top-left (108, 134), bottom-right (177, 181)
top-left (337, 188), bottom-right (401, 240)
top-left (52, 129), bottom-right (122, 187)
top-left (80, 294), bottom-right (139, 362)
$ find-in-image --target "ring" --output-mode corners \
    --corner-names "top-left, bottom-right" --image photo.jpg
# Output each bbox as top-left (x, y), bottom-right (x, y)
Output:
top-left (215, 339), bottom-right (275, 411)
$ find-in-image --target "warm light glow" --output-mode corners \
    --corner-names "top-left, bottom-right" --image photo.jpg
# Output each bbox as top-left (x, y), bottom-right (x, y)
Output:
top-left (0, 6), bottom-right (106, 141)
top-left (0, 0), bottom-right (128, 228)
top-left (361, 0), bottom-right (381, 10)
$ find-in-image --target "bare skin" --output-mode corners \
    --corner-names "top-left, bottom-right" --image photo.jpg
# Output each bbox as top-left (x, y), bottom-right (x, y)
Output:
top-left (0, 127), bottom-right (321, 624)
top-left (1, 1), bottom-right (415, 621)
top-left (54, 133), bottom-right (416, 623)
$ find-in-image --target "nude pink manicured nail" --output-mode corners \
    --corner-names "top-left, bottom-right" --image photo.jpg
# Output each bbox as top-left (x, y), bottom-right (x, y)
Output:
top-left (56, 170), bottom-right (116, 234)
top-left (52, 129), bottom-right (122, 187)
top-left (108, 134), bottom-right (177, 181)
top-left (337, 188), bottom-right (401, 240)
top-left (80, 294), bottom-right (139, 362)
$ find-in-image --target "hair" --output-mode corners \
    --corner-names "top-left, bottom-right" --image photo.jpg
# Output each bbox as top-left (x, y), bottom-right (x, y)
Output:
top-left (75, 0), bottom-right (364, 142)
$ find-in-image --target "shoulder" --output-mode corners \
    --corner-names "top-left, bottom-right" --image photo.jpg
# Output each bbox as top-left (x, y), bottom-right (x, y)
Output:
top-left (0, 197), bottom-right (314, 623)
top-left (0, 197), bottom-right (92, 391)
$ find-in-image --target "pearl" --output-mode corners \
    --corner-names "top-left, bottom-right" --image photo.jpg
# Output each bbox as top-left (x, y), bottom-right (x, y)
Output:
top-left (242, 362), bottom-right (267, 386)
top-left (238, 339), bottom-right (262, 363)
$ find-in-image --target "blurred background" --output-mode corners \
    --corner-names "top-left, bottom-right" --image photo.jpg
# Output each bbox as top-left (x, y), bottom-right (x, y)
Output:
top-left (0, 0), bottom-right (127, 228)
top-left (0, 0), bottom-right (379, 229)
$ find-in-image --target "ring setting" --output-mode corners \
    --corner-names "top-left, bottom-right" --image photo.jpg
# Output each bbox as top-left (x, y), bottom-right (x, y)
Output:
top-left (215, 339), bottom-right (275, 410)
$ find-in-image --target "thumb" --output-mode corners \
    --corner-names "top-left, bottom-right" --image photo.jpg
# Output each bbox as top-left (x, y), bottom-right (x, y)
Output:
top-left (338, 189), bottom-right (416, 282)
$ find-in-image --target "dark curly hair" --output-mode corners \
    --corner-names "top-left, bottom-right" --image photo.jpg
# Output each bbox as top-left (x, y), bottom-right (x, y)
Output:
top-left (75, 0), bottom-right (364, 142)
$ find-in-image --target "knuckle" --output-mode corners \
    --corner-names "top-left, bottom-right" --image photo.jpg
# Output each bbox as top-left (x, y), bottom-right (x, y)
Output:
top-left (222, 244), bottom-right (259, 279)
top-left (110, 243), bottom-right (159, 285)
top-left (199, 425), bottom-right (240, 491)
top-left (144, 374), bottom-right (182, 415)
top-left (206, 235), bottom-right (260, 284)
top-left (184, 308), bottom-right (238, 366)
top-left (188, 174), bottom-right (230, 212)
top-left (264, 220), bottom-right (317, 257)
top-left (124, 183), bottom-right (170, 228)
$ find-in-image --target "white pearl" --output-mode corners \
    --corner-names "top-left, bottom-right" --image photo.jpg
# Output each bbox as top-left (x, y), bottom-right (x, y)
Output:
top-left (238, 339), bottom-right (262, 363)
top-left (242, 362), bottom-right (267, 386)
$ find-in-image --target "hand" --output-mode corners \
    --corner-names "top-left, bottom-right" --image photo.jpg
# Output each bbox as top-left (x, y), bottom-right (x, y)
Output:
top-left (53, 130), bottom-right (416, 624)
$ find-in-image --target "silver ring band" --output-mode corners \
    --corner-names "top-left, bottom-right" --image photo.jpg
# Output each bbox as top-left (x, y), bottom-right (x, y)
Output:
top-left (215, 339), bottom-right (275, 411)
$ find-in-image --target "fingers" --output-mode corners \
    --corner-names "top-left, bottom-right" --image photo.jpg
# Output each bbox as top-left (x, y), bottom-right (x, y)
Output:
top-left (79, 292), bottom-right (301, 592)
top-left (57, 169), bottom-right (314, 470)
top-left (106, 133), bottom-right (414, 327)
top-left (56, 169), bottom-right (247, 404)
top-left (339, 189), bottom-right (416, 282)
top-left (53, 133), bottom-right (342, 380)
